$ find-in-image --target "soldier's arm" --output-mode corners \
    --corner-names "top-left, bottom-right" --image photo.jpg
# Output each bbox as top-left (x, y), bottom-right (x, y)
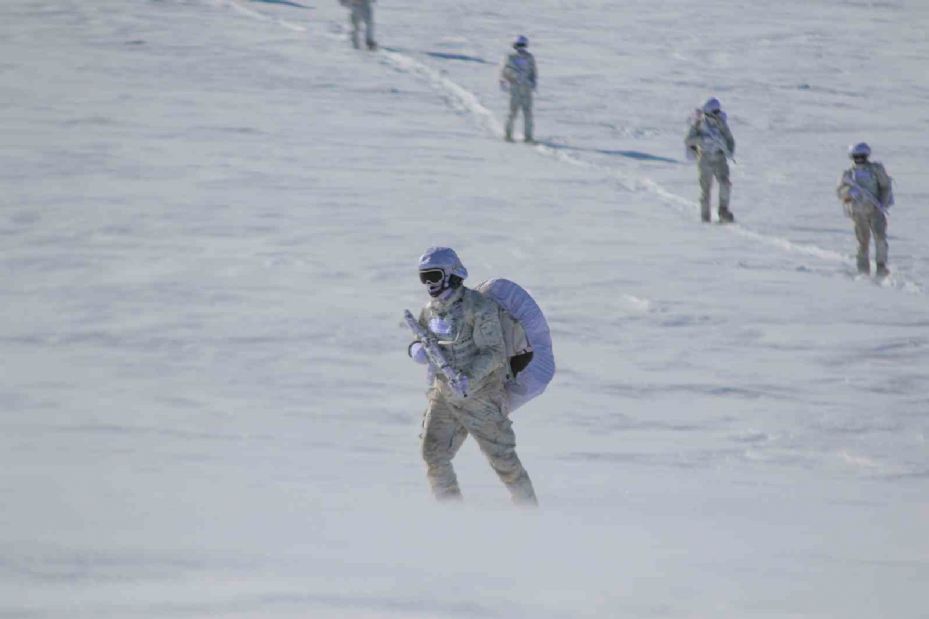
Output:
top-left (466, 303), bottom-right (506, 382)
top-left (723, 122), bottom-right (735, 155)
top-left (500, 56), bottom-right (515, 83)
top-left (684, 123), bottom-right (700, 149)
top-left (836, 171), bottom-right (854, 202)
top-left (874, 163), bottom-right (893, 206)
top-left (530, 55), bottom-right (538, 88)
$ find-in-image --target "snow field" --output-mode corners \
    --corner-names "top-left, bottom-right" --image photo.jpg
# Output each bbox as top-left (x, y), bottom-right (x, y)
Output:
top-left (1, 0), bottom-right (928, 617)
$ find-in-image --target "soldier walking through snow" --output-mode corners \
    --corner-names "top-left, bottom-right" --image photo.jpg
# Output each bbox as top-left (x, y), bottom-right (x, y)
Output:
top-left (500, 35), bottom-right (537, 143)
top-left (340, 0), bottom-right (376, 50)
top-left (685, 97), bottom-right (736, 223)
top-left (407, 247), bottom-right (538, 506)
top-left (837, 142), bottom-right (894, 276)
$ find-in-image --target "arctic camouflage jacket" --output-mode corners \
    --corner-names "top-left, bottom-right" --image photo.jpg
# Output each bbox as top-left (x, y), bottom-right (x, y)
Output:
top-left (836, 161), bottom-right (893, 210)
top-left (685, 113), bottom-right (735, 158)
top-left (418, 287), bottom-right (507, 395)
top-left (501, 50), bottom-right (537, 89)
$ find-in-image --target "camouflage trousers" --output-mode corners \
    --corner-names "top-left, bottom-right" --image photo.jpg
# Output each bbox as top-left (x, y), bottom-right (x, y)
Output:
top-left (421, 386), bottom-right (537, 505)
top-left (851, 204), bottom-right (888, 271)
top-left (698, 153), bottom-right (731, 220)
top-left (505, 85), bottom-right (534, 142)
top-left (350, 2), bottom-right (375, 49)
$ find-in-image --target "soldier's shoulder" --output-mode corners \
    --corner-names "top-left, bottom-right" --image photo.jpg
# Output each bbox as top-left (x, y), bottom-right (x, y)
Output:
top-left (464, 287), bottom-right (497, 311)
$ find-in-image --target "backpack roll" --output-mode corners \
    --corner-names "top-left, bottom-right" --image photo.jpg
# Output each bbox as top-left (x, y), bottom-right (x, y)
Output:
top-left (475, 278), bottom-right (555, 412)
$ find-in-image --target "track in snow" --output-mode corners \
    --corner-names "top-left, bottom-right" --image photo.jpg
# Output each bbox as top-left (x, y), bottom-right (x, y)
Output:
top-left (222, 0), bottom-right (922, 295)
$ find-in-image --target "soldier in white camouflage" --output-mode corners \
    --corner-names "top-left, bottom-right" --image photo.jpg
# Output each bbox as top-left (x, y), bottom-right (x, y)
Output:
top-left (340, 0), bottom-right (376, 50)
top-left (407, 247), bottom-right (537, 506)
top-left (837, 142), bottom-right (893, 276)
top-left (500, 35), bottom-right (537, 143)
top-left (685, 97), bottom-right (736, 223)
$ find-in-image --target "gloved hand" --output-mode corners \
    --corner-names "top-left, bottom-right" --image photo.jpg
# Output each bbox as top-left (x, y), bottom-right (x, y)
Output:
top-left (408, 342), bottom-right (428, 365)
top-left (445, 369), bottom-right (469, 398)
top-left (499, 79), bottom-right (510, 92)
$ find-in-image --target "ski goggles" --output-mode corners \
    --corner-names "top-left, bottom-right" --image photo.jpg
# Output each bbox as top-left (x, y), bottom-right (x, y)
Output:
top-left (419, 269), bottom-right (445, 284)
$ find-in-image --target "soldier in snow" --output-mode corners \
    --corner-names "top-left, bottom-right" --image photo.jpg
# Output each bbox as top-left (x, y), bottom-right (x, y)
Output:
top-left (685, 97), bottom-right (736, 223)
top-left (836, 142), bottom-right (894, 276)
top-left (500, 35), bottom-right (537, 143)
top-left (407, 247), bottom-right (538, 506)
top-left (339, 0), bottom-right (376, 50)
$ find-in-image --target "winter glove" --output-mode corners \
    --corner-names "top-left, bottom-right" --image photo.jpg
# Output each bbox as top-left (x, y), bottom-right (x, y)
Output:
top-left (499, 79), bottom-right (510, 92)
top-left (408, 341), bottom-right (428, 365)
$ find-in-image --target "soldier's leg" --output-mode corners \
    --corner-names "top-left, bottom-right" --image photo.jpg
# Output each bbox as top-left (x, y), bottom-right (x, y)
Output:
top-left (853, 210), bottom-right (871, 273)
top-left (716, 158), bottom-right (733, 221)
top-left (456, 391), bottom-right (537, 506)
top-left (522, 91), bottom-right (534, 142)
top-left (362, 3), bottom-right (376, 49)
top-left (350, 7), bottom-right (362, 49)
top-left (872, 209), bottom-right (889, 272)
top-left (421, 395), bottom-right (469, 500)
top-left (504, 91), bottom-right (519, 141)
top-left (697, 158), bottom-right (713, 222)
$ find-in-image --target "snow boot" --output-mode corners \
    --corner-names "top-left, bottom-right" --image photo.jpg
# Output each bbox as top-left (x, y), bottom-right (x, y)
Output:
top-left (718, 206), bottom-right (735, 223)
top-left (876, 263), bottom-right (890, 278)
top-left (857, 256), bottom-right (870, 274)
top-left (700, 202), bottom-right (711, 223)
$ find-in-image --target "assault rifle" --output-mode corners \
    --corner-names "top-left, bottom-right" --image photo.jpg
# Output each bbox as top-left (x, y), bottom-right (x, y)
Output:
top-left (403, 310), bottom-right (468, 398)
top-left (842, 174), bottom-right (889, 218)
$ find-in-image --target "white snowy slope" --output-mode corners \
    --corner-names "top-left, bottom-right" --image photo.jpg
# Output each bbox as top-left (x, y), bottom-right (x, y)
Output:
top-left (1, 0), bottom-right (928, 617)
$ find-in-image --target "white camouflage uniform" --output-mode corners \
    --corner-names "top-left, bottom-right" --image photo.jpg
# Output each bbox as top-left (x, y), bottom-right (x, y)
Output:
top-left (341, 0), bottom-right (375, 50)
top-left (836, 161), bottom-right (892, 272)
top-left (501, 49), bottom-right (537, 142)
top-left (685, 111), bottom-right (735, 221)
top-left (416, 286), bottom-right (537, 505)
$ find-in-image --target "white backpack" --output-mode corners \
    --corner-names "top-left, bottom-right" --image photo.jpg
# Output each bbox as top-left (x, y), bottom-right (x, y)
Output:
top-left (475, 279), bottom-right (555, 412)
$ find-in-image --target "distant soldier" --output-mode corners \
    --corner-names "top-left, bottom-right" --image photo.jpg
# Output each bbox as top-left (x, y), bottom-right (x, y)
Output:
top-left (500, 35), bottom-right (537, 143)
top-left (685, 97), bottom-right (736, 223)
top-left (340, 0), bottom-right (376, 50)
top-left (837, 142), bottom-right (894, 276)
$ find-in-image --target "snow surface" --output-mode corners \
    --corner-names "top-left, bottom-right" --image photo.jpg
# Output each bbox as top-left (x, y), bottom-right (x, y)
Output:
top-left (2, 0), bottom-right (928, 617)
